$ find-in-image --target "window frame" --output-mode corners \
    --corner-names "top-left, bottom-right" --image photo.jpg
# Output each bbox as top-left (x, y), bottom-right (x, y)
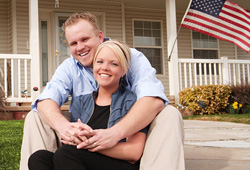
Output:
top-left (192, 31), bottom-right (219, 59)
top-left (132, 19), bottom-right (164, 75)
top-left (192, 31), bottom-right (219, 75)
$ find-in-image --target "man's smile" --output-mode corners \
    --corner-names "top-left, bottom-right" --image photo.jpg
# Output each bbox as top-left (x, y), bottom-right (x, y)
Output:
top-left (80, 51), bottom-right (90, 57)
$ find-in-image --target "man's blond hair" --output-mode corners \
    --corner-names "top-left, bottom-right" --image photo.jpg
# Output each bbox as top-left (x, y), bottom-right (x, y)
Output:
top-left (62, 12), bottom-right (100, 35)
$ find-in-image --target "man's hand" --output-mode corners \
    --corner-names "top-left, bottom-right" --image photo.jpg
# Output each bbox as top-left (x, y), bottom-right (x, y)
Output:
top-left (76, 128), bottom-right (119, 151)
top-left (61, 119), bottom-right (93, 146)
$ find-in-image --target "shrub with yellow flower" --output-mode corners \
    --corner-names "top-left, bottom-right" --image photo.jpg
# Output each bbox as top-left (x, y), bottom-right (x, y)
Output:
top-left (226, 101), bottom-right (243, 114)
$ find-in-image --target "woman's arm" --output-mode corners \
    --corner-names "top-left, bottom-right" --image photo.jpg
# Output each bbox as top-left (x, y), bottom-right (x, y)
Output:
top-left (96, 132), bottom-right (147, 163)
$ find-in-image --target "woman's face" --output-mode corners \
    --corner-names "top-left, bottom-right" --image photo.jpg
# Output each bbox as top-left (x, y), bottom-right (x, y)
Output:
top-left (93, 46), bottom-right (125, 90)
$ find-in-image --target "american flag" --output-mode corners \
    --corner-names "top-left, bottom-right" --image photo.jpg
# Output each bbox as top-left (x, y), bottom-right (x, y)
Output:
top-left (181, 0), bottom-right (250, 52)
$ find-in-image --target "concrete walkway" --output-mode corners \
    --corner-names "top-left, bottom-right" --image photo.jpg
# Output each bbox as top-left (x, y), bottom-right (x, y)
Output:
top-left (184, 120), bottom-right (250, 170)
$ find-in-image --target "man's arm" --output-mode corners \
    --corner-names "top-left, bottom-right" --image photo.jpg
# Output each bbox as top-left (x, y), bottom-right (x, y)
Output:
top-left (77, 96), bottom-right (164, 151)
top-left (112, 96), bottom-right (164, 140)
top-left (37, 99), bottom-right (70, 134)
top-left (37, 99), bottom-right (92, 144)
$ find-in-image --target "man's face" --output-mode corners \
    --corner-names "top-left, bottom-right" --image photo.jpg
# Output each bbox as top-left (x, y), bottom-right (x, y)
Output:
top-left (65, 20), bottom-right (104, 67)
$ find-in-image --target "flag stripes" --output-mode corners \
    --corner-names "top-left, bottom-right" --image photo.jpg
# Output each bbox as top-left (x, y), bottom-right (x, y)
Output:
top-left (181, 0), bottom-right (250, 52)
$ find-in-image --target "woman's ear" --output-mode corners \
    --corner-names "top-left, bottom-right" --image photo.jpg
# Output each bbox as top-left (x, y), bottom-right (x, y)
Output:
top-left (123, 68), bottom-right (128, 76)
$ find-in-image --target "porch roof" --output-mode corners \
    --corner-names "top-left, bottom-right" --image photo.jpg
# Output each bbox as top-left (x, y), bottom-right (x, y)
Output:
top-left (98, 0), bottom-right (250, 11)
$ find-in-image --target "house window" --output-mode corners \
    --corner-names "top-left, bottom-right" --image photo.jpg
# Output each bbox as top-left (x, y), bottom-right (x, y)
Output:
top-left (192, 31), bottom-right (218, 75)
top-left (133, 20), bottom-right (163, 74)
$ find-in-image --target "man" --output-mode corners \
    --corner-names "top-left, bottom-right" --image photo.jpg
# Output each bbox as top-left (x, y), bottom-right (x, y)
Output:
top-left (20, 12), bottom-right (185, 170)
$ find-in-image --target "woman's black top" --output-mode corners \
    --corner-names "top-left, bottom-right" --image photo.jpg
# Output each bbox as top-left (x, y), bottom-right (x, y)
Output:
top-left (87, 103), bottom-right (110, 129)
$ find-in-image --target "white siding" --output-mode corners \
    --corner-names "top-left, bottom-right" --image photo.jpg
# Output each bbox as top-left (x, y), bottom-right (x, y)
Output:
top-left (8, 0), bottom-right (12, 53)
top-left (0, 0), bottom-right (10, 90)
top-left (0, 0), bottom-right (10, 53)
top-left (219, 40), bottom-right (236, 59)
top-left (176, 10), bottom-right (192, 59)
top-left (237, 47), bottom-right (250, 60)
top-left (17, 0), bottom-right (29, 54)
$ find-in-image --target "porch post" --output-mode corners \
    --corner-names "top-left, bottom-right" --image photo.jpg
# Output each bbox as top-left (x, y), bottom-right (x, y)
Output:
top-left (29, 0), bottom-right (41, 101)
top-left (12, 0), bottom-right (19, 97)
top-left (221, 56), bottom-right (230, 84)
top-left (166, 0), bottom-right (179, 103)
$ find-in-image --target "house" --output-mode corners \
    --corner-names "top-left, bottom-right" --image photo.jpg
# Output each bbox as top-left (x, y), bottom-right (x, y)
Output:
top-left (1, 0), bottom-right (250, 107)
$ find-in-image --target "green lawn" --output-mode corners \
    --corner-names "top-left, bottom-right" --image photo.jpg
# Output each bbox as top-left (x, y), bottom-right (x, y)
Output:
top-left (0, 114), bottom-right (249, 170)
top-left (183, 113), bottom-right (250, 124)
top-left (0, 120), bottom-right (24, 170)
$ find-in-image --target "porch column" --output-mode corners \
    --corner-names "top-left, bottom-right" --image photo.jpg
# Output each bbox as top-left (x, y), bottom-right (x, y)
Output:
top-left (29, 0), bottom-right (41, 101)
top-left (166, 0), bottom-right (179, 103)
top-left (221, 57), bottom-right (230, 84)
top-left (12, 0), bottom-right (18, 97)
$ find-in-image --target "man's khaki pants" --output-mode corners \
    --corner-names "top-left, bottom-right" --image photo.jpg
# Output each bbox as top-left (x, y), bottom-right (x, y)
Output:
top-left (19, 105), bottom-right (185, 170)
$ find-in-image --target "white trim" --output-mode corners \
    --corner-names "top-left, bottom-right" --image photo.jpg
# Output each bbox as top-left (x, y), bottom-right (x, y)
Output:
top-left (166, 0), bottom-right (179, 103)
top-left (11, 0), bottom-right (18, 97)
top-left (29, 0), bottom-right (41, 100)
top-left (0, 54), bottom-right (31, 59)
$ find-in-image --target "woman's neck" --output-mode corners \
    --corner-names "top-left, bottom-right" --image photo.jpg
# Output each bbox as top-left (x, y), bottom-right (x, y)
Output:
top-left (95, 86), bottom-right (118, 106)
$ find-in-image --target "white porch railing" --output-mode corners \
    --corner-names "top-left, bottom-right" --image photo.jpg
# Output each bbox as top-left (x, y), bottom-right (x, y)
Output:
top-left (0, 54), bottom-right (32, 103)
top-left (1, 55), bottom-right (250, 104)
top-left (178, 57), bottom-right (250, 91)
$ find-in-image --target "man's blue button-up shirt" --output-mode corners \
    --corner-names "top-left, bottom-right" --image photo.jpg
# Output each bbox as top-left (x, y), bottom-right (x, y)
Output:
top-left (32, 48), bottom-right (169, 111)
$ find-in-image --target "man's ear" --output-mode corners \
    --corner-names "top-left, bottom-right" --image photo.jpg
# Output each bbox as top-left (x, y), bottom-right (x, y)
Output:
top-left (98, 31), bottom-right (104, 43)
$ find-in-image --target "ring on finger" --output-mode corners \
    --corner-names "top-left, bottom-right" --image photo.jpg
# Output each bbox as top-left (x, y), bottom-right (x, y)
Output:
top-left (93, 142), bottom-right (97, 147)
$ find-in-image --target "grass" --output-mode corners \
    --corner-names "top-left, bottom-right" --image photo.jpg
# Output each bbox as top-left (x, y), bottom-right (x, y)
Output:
top-left (0, 120), bottom-right (24, 170)
top-left (183, 113), bottom-right (250, 124)
top-left (0, 114), bottom-right (249, 169)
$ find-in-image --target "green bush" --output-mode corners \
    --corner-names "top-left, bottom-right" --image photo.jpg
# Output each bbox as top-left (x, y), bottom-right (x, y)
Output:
top-left (227, 84), bottom-right (250, 114)
top-left (179, 85), bottom-right (231, 115)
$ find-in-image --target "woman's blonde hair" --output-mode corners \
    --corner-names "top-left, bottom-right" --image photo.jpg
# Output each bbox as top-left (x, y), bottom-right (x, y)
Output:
top-left (93, 40), bottom-right (131, 72)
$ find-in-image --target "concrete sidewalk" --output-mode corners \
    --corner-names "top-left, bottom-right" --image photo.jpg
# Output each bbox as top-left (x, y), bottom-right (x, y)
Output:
top-left (183, 120), bottom-right (250, 170)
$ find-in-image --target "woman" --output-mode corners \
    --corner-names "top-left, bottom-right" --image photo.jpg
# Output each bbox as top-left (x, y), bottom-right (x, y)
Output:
top-left (28, 40), bottom-right (148, 170)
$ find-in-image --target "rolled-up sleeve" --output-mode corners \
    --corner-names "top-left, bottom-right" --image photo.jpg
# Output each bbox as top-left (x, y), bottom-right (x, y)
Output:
top-left (31, 59), bottom-right (73, 110)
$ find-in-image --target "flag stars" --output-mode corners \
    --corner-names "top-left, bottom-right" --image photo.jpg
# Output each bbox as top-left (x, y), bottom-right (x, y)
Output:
top-left (190, 0), bottom-right (225, 18)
